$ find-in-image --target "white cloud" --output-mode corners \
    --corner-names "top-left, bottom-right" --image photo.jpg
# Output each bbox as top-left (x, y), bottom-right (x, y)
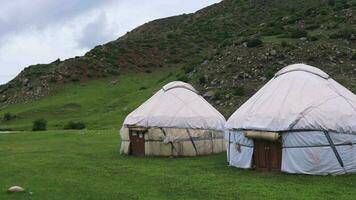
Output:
top-left (0, 0), bottom-right (221, 84)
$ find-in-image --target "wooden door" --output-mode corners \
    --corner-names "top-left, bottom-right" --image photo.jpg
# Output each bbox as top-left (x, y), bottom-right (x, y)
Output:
top-left (129, 130), bottom-right (146, 156)
top-left (253, 140), bottom-right (282, 171)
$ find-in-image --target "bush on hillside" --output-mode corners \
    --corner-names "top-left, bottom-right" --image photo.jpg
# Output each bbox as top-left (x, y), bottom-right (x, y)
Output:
top-left (198, 75), bottom-right (207, 85)
top-left (288, 29), bottom-right (308, 38)
top-left (177, 74), bottom-right (189, 82)
top-left (281, 41), bottom-right (288, 47)
top-left (352, 52), bottom-right (356, 60)
top-left (3, 113), bottom-right (16, 122)
top-left (32, 119), bottom-right (47, 131)
top-left (64, 121), bottom-right (86, 130)
top-left (233, 86), bottom-right (245, 96)
top-left (329, 28), bottom-right (355, 40)
top-left (328, 0), bottom-right (335, 6)
top-left (183, 65), bottom-right (194, 74)
top-left (307, 35), bottom-right (319, 41)
top-left (70, 75), bottom-right (80, 82)
top-left (246, 38), bottom-right (263, 48)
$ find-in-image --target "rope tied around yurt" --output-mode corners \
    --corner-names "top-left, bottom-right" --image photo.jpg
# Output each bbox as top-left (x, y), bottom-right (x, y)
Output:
top-left (186, 129), bottom-right (198, 154)
top-left (160, 128), bottom-right (177, 154)
top-left (324, 131), bottom-right (347, 173)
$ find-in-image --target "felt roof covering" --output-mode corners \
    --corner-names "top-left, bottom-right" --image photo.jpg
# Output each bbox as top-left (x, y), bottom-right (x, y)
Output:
top-left (123, 81), bottom-right (226, 130)
top-left (226, 64), bottom-right (356, 134)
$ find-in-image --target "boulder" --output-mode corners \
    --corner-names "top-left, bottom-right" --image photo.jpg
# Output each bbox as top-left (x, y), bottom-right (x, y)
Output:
top-left (7, 186), bottom-right (25, 193)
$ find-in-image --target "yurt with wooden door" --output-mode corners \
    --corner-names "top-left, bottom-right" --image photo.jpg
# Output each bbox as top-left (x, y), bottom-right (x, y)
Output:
top-left (226, 64), bottom-right (356, 175)
top-left (120, 81), bottom-right (226, 156)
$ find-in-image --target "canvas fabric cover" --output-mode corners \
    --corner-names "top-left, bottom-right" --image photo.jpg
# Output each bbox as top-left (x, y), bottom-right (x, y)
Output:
top-left (121, 127), bottom-right (225, 156)
top-left (123, 81), bottom-right (226, 131)
top-left (225, 131), bottom-right (254, 169)
top-left (282, 131), bottom-right (356, 175)
top-left (226, 64), bottom-right (356, 134)
top-left (226, 64), bottom-right (356, 175)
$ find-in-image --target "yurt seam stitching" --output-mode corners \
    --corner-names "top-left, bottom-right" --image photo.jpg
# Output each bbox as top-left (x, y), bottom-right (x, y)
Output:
top-left (163, 86), bottom-right (197, 94)
top-left (282, 142), bottom-right (356, 148)
top-left (288, 95), bottom-right (340, 130)
top-left (274, 69), bottom-right (329, 79)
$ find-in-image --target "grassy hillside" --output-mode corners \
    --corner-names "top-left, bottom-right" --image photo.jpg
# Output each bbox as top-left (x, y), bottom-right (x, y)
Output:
top-left (0, 70), bottom-right (175, 131)
top-left (2, 130), bottom-right (356, 200)
top-left (2, 0), bottom-right (355, 107)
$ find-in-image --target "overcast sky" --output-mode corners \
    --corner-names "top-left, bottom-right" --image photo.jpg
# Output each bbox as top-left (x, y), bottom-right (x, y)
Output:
top-left (0, 0), bottom-right (221, 84)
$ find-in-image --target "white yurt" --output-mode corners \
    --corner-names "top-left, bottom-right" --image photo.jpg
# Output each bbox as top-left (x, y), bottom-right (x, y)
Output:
top-left (120, 81), bottom-right (226, 156)
top-left (226, 64), bottom-right (356, 175)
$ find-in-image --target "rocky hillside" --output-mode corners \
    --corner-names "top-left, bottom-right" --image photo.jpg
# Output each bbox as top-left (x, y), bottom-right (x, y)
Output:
top-left (0, 0), bottom-right (355, 112)
top-left (188, 0), bottom-right (356, 116)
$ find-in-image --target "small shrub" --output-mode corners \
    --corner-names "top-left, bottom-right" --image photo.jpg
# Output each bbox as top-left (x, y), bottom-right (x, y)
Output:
top-left (305, 24), bottom-right (320, 30)
top-left (3, 113), bottom-right (16, 122)
top-left (70, 75), bottom-right (80, 82)
top-left (214, 90), bottom-right (224, 100)
top-left (177, 74), bottom-right (189, 82)
top-left (108, 68), bottom-right (120, 76)
top-left (64, 121), bottom-right (86, 130)
top-left (328, 0), bottom-right (335, 6)
top-left (183, 65), bottom-right (194, 74)
top-left (289, 29), bottom-right (308, 38)
top-left (307, 35), bottom-right (319, 41)
top-left (246, 38), bottom-right (263, 48)
top-left (233, 86), bottom-right (245, 96)
top-left (352, 52), bottom-right (356, 60)
top-left (198, 76), bottom-right (207, 85)
top-left (281, 41), bottom-right (288, 47)
top-left (32, 119), bottom-right (47, 131)
top-left (329, 28), bottom-right (355, 40)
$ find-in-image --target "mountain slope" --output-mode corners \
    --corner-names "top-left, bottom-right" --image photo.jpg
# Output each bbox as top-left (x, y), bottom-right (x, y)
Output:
top-left (0, 0), bottom-right (355, 122)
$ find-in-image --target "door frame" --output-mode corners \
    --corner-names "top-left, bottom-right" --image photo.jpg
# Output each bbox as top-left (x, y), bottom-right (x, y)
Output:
top-left (253, 139), bottom-right (282, 172)
top-left (128, 127), bottom-right (147, 156)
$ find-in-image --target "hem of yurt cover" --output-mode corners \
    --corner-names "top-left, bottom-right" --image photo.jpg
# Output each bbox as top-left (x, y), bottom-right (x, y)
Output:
top-left (122, 125), bottom-right (226, 132)
top-left (226, 130), bottom-right (356, 175)
top-left (120, 127), bottom-right (225, 156)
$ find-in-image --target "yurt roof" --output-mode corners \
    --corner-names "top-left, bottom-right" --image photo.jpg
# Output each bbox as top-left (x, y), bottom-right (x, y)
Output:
top-left (226, 64), bottom-right (356, 134)
top-left (123, 81), bottom-right (226, 130)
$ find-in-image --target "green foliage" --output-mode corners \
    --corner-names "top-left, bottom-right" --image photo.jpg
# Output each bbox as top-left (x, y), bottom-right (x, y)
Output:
top-left (281, 41), bottom-right (288, 47)
top-left (246, 38), bottom-right (263, 48)
top-left (307, 34), bottom-right (320, 41)
top-left (70, 75), bottom-right (80, 82)
top-left (232, 86), bottom-right (245, 96)
top-left (328, 0), bottom-right (336, 6)
top-left (64, 121), bottom-right (86, 130)
top-left (198, 75), bottom-right (207, 85)
top-left (108, 68), bottom-right (120, 76)
top-left (352, 52), bottom-right (356, 60)
top-left (288, 28), bottom-right (308, 38)
top-left (177, 74), bottom-right (189, 82)
top-left (32, 119), bottom-right (47, 131)
top-left (183, 65), bottom-right (195, 74)
top-left (3, 113), bottom-right (16, 122)
top-left (329, 28), bottom-right (355, 39)
top-left (213, 90), bottom-right (224, 100)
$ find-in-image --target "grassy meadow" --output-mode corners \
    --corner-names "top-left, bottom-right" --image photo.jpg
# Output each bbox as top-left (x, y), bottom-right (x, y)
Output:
top-left (1, 71), bottom-right (356, 200)
top-left (2, 130), bottom-right (356, 200)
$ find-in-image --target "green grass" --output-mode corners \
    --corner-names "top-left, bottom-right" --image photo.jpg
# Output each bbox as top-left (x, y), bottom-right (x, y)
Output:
top-left (0, 71), bottom-right (174, 131)
top-left (1, 130), bottom-right (356, 200)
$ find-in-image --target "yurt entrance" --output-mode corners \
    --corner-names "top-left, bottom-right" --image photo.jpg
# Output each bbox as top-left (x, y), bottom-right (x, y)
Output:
top-left (253, 140), bottom-right (282, 171)
top-left (129, 127), bottom-right (147, 156)
top-left (245, 131), bottom-right (282, 172)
